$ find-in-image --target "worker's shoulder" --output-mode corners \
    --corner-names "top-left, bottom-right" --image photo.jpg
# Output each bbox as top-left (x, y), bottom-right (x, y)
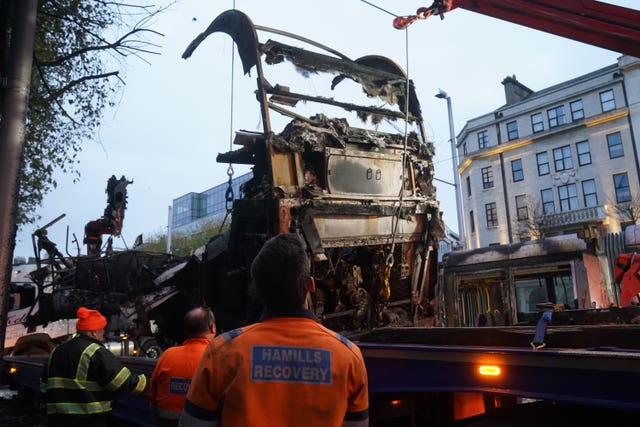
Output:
top-left (313, 322), bottom-right (363, 355)
top-left (270, 319), bottom-right (363, 355)
top-left (215, 321), bottom-right (362, 357)
top-left (215, 323), bottom-right (259, 343)
top-left (156, 344), bottom-right (182, 360)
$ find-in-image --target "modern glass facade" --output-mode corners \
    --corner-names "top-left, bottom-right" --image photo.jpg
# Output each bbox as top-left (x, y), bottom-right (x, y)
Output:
top-left (171, 172), bottom-right (252, 229)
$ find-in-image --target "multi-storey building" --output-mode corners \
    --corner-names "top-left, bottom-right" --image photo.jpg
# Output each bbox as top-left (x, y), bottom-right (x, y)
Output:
top-left (457, 55), bottom-right (640, 249)
top-left (170, 172), bottom-right (252, 234)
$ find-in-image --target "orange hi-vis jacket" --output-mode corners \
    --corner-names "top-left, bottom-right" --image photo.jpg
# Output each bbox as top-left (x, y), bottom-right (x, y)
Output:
top-left (148, 337), bottom-right (210, 420)
top-left (179, 309), bottom-right (369, 427)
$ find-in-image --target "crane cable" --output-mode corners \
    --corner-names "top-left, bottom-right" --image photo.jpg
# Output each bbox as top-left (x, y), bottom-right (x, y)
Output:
top-left (219, 0), bottom-right (237, 234)
top-left (357, 1), bottom-right (409, 302)
top-left (383, 26), bottom-right (412, 302)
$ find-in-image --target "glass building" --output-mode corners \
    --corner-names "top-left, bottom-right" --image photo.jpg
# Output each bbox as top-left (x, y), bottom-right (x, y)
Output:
top-left (171, 172), bottom-right (252, 231)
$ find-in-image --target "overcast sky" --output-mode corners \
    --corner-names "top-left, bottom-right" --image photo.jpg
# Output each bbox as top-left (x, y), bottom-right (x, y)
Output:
top-left (12, 0), bottom-right (638, 260)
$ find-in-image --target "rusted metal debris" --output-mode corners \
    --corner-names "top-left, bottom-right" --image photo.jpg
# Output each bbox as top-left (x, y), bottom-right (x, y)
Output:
top-left (22, 9), bottom-right (447, 347)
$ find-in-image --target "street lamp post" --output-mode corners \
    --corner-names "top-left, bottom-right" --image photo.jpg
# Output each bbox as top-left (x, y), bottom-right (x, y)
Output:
top-left (435, 89), bottom-right (466, 249)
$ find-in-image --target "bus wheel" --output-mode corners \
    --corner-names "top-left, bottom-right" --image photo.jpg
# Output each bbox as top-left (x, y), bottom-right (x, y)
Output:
top-left (139, 338), bottom-right (163, 358)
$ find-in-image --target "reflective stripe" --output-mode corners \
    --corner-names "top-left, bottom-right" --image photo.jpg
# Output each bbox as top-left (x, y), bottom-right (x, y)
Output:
top-left (46, 346), bottom-right (57, 370)
top-left (178, 410), bottom-right (219, 427)
top-left (132, 373), bottom-right (147, 394)
top-left (345, 408), bottom-right (369, 421)
top-left (76, 343), bottom-right (101, 380)
top-left (221, 327), bottom-right (243, 342)
top-left (105, 366), bottom-right (132, 392)
top-left (42, 346), bottom-right (58, 392)
top-left (343, 420), bottom-right (369, 427)
top-left (154, 407), bottom-right (181, 420)
top-left (335, 332), bottom-right (353, 350)
top-left (47, 400), bottom-right (112, 415)
top-left (46, 377), bottom-right (103, 392)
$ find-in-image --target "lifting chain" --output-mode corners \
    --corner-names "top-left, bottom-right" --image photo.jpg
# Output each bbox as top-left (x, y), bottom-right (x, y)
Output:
top-left (218, 164), bottom-right (235, 233)
top-left (392, 1), bottom-right (451, 29)
top-left (224, 164), bottom-right (235, 212)
top-left (381, 252), bottom-right (394, 302)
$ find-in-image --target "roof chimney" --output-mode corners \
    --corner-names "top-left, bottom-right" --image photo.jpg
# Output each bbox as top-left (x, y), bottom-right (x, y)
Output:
top-left (501, 75), bottom-right (533, 105)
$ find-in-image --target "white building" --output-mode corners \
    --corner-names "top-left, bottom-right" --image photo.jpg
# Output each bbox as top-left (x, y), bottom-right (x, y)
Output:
top-left (457, 55), bottom-right (640, 249)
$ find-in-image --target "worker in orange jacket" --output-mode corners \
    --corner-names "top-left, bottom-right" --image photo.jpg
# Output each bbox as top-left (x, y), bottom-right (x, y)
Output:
top-left (148, 307), bottom-right (216, 426)
top-left (179, 233), bottom-right (369, 427)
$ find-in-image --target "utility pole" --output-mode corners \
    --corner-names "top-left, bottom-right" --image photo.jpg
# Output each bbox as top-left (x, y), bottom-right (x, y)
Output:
top-left (166, 205), bottom-right (173, 254)
top-left (0, 0), bottom-right (38, 356)
top-left (435, 89), bottom-right (466, 249)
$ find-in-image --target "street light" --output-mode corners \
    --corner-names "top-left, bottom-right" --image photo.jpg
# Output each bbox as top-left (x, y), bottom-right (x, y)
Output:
top-left (435, 89), bottom-right (466, 249)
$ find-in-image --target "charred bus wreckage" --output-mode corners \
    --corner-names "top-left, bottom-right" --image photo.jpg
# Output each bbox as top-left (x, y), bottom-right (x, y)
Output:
top-left (23, 10), bottom-right (444, 353)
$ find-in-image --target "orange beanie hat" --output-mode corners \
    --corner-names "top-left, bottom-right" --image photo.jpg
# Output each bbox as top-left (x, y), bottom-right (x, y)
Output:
top-left (76, 307), bottom-right (107, 331)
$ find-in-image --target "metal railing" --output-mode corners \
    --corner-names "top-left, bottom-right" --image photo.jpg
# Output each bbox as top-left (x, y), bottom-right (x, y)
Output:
top-left (535, 205), bottom-right (608, 229)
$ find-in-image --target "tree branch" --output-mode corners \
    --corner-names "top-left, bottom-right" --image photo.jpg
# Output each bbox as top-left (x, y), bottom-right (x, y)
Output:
top-left (32, 61), bottom-right (83, 126)
top-left (32, 70), bottom-right (120, 105)
top-left (36, 27), bottom-right (161, 67)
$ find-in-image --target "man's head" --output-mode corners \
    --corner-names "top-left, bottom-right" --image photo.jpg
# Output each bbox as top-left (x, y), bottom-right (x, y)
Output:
top-left (250, 233), bottom-right (313, 312)
top-left (76, 307), bottom-right (107, 341)
top-left (184, 306), bottom-right (216, 339)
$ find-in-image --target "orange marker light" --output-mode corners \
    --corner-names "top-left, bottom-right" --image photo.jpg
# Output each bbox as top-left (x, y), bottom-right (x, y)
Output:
top-left (478, 365), bottom-right (501, 376)
top-left (389, 400), bottom-right (402, 406)
top-left (9, 367), bottom-right (17, 375)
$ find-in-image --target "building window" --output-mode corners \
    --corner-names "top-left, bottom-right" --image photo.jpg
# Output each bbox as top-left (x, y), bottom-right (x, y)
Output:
top-left (466, 176), bottom-right (471, 197)
top-left (516, 195), bottom-right (528, 220)
top-left (511, 159), bottom-right (523, 182)
top-left (576, 140), bottom-right (591, 166)
top-left (582, 179), bottom-right (598, 207)
top-left (477, 130), bottom-right (489, 149)
top-left (541, 188), bottom-right (555, 214)
top-left (470, 210), bottom-right (475, 233)
top-left (600, 89), bottom-right (615, 112)
top-left (506, 121), bottom-right (518, 140)
top-left (607, 132), bottom-right (624, 159)
top-left (481, 166), bottom-right (494, 189)
top-left (614, 172), bottom-right (631, 203)
top-left (570, 99), bottom-right (584, 121)
top-left (553, 145), bottom-right (573, 172)
top-left (531, 113), bottom-right (544, 133)
top-left (547, 105), bottom-right (566, 128)
top-left (171, 172), bottom-right (252, 229)
top-left (536, 152), bottom-right (550, 176)
top-left (485, 202), bottom-right (498, 227)
top-left (463, 142), bottom-right (467, 155)
top-left (558, 183), bottom-right (579, 212)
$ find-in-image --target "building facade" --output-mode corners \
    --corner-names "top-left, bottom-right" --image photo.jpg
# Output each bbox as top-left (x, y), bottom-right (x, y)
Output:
top-left (457, 55), bottom-right (640, 249)
top-left (170, 172), bottom-right (252, 234)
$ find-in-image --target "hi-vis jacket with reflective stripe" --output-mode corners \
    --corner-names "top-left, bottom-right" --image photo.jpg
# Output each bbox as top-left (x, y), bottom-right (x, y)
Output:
top-left (181, 309), bottom-right (369, 427)
top-left (40, 334), bottom-right (147, 417)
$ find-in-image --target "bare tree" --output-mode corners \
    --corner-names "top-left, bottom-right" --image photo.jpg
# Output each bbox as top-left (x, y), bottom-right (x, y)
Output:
top-left (609, 192), bottom-right (640, 227)
top-left (511, 194), bottom-right (547, 242)
top-left (0, 0), bottom-right (170, 226)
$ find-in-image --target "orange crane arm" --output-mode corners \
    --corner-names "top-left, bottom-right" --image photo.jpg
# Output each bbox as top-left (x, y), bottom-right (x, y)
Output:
top-left (395, 0), bottom-right (640, 57)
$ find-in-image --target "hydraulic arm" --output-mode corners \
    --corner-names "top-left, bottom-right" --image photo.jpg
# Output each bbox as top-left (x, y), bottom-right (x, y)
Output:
top-left (395, 0), bottom-right (640, 58)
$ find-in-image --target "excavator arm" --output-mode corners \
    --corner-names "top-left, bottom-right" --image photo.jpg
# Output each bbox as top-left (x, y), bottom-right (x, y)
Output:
top-left (395, 0), bottom-right (640, 58)
top-left (84, 175), bottom-right (133, 256)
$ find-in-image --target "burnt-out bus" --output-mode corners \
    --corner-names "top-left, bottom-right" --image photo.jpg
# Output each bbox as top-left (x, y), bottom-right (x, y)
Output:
top-left (25, 9), bottom-right (444, 347)
top-left (439, 236), bottom-right (629, 327)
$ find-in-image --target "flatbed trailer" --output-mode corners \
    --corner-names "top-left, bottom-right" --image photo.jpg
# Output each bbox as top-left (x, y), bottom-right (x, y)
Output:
top-left (5, 324), bottom-right (640, 426)
top-left (357, 325), bottom-right (640, 424)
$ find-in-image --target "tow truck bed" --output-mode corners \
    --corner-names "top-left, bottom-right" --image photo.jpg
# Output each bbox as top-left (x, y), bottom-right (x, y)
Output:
top-left (5, 325), bottom-right (640, 425)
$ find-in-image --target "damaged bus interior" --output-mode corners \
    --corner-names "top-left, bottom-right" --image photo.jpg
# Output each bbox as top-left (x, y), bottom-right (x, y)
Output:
top-left (172, 9), bottom-right (445, 336)
top-left (26, 9), bottom-right (445, 349)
